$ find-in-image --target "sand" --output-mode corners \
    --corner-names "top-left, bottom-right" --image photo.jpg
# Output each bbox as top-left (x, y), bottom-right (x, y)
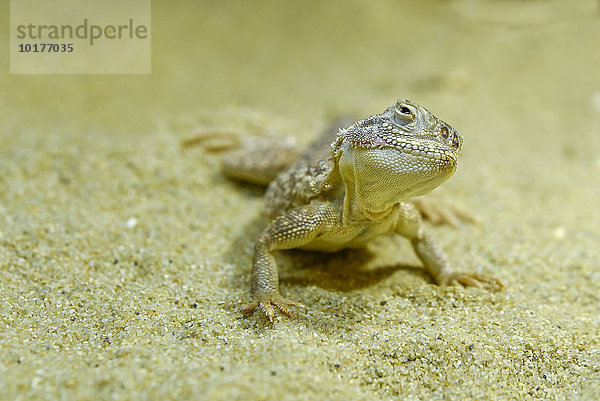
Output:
top-left (1, 1), bottom-right (599, 400)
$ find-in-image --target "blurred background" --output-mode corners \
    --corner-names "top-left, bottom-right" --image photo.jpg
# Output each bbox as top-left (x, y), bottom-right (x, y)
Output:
top-left (3, 0), bottom-right (599, 144)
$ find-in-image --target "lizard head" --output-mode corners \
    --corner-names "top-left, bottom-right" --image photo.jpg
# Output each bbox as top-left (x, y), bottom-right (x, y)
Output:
top-left (332, 99), bottom-right (462, 213)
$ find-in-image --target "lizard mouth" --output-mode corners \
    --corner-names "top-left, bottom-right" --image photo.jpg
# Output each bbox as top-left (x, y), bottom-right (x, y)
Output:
top-left (378, 137), bottom-right (458, 164)
top-left (342, 133), bottom-right (458, 165)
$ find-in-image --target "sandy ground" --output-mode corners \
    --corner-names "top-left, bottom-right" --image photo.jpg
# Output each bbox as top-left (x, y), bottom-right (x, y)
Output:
top-left (1, 1), bottom-right (599, 400)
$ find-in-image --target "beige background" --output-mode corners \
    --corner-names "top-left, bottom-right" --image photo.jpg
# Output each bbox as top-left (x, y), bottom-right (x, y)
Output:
top-left (1, 1), bottom-right (599, 399)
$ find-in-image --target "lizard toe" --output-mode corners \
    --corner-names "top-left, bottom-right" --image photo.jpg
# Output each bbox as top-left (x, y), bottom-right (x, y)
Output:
top-left (440, 272), bottom-right (504, 290)
top-left (242, 299), bottom-right (260, 315)
top-left (244, 294), bottom-right (305, 322)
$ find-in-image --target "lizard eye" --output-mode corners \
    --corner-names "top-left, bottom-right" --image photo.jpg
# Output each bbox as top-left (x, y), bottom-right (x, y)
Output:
top-left (393, 105), bottom-right (415, 126)
top-left (452, 134), bottom-right (461, 149)
top-left (440, 126), bottom-right (449, 140)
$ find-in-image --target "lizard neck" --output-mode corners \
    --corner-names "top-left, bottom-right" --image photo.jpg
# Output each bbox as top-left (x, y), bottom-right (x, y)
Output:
top-left (330, 147), bottom-right (411, 223)
top-left (341, 177), bottom-right (400, 222)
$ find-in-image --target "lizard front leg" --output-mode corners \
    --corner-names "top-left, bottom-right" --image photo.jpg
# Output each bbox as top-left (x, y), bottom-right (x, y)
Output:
top-left (243, 204), bottom-right (337, 322)
top-left (411, 230), bottom-right (503, 287)
top-left (395, 202), bottom-right (503, 288)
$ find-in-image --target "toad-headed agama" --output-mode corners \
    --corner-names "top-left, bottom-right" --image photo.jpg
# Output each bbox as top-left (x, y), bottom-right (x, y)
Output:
top-left (188, 99), bottom-right (502, 322)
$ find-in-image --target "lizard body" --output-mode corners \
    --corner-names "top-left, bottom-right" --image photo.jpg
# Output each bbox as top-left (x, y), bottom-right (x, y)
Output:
top-left (198, 99), bottom-right (502, 321)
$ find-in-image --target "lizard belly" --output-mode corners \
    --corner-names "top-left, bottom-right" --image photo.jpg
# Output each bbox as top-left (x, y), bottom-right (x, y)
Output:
top-left (298, 209), bottom-right (400, 252)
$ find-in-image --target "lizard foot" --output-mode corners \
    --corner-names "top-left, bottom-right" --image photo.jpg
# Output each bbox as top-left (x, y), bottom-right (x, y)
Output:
top-left (438, 272), bottom-right (504, 289)
top-left (411, 191), bottom-right (479, 227)
top-left (242, 294), bottom-right (305, 322)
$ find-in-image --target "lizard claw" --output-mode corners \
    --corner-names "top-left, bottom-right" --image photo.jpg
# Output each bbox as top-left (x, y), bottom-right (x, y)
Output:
top-left (439, 272), bottom-right (504, 289)
top-left (242, 294), bottom-right (305, 322)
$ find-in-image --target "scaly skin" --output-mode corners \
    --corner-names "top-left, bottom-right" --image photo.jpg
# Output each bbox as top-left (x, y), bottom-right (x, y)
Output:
top-left (198, 99), bottom-right (503, 322)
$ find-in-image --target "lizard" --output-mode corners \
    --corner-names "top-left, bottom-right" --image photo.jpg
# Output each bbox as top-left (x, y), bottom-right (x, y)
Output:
top-left (189, 99), bottom-right (503, 322)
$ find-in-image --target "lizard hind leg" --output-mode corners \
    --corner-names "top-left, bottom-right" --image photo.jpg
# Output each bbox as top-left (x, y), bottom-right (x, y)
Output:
top-left (410, 189), bottom-right (480, 227)
top-left (183, 131), bottom-right (301, 186)
top-left (222, 137), bottom-right (300, 186)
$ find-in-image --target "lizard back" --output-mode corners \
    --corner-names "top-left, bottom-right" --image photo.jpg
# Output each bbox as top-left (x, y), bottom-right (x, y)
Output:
top-left (263, 116), bottom-right (354, 219)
